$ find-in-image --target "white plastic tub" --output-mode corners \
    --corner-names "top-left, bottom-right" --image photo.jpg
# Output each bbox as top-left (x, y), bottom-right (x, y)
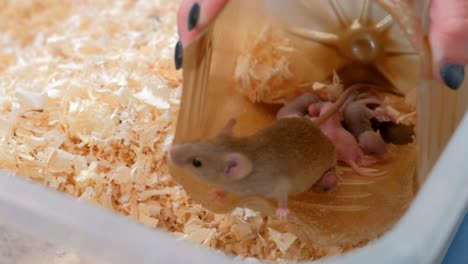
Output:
top-left (0, 110), bottom-right (467, 264)
top-left (0, 0), bottom-right (466, 263)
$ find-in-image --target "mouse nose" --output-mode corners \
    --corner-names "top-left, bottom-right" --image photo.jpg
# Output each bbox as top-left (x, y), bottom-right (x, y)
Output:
top-left (168, 144), bottom-right (184, 165)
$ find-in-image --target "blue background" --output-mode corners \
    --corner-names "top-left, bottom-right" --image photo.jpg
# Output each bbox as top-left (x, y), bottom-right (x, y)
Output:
top-left (442, 212), bottom-right (468, 264)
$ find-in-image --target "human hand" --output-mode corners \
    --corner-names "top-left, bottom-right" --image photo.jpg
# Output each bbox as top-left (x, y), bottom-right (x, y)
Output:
top-left (173, 0), bottom-right (230, 70)
top-left (429, 0), bottom-right (467, 90)
top-left (173, 0), bottom-right (467, 90)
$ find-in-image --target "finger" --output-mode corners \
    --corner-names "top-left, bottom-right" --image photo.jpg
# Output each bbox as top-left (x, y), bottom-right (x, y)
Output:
top-left (174, 0), bottom-right (230, 70)
top-left (177, 0), bottom-right (230, 47)
top-left (429, 0), bottom-right (468, 89)
top-left (177, 0), bottom-right (201, 48)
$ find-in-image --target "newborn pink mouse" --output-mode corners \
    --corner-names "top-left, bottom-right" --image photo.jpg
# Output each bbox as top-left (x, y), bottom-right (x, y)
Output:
top-left (315, 102), bottom-right (385, 177)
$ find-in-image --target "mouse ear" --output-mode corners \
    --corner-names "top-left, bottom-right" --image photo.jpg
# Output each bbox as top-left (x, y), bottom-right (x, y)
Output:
top-left (223, 152), bottom-right (252, 181)
top-left (218, 118), bottom-right (237, 137)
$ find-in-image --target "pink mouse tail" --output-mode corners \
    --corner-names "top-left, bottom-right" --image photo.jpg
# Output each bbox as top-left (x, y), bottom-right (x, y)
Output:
top-left (358, 98), bottom-right (385, 106)
top-left (349, 161), bottom-right (386, 177)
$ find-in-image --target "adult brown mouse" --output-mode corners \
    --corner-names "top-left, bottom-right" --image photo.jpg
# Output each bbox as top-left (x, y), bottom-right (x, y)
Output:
top-left (168, 84), bottom-right (377, 219)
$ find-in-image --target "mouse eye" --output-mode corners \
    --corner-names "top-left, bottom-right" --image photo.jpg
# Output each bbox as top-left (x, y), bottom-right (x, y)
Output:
top-left (191, 158), bottom-right (202, 168)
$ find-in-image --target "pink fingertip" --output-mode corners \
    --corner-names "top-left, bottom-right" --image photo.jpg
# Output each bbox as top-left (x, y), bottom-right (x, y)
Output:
top-left (177, 0), bottom-right (230, 47)
top-left (429, 0), bottom-right (468, 82)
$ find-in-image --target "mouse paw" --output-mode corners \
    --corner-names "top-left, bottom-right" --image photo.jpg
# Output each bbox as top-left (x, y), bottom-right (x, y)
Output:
top-left (275, 207), bottom-right (290, 220)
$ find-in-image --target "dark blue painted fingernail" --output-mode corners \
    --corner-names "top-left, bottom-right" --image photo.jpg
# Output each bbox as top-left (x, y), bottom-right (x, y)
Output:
top-left (174, 40), bottom-right (183, 70)
top-left (440, 63), bottom-right (465, 90)
top-left (188, 2), bottom-right (200, 31)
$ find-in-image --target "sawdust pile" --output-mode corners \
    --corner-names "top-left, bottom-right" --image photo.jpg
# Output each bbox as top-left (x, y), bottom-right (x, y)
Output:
top-left (234, 25), bottom-right (296, 104)
top-left (0, 0), bottom-right (341, 261)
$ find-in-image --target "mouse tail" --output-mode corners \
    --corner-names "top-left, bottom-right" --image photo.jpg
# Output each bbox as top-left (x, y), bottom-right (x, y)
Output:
top-left (312, 83), bottom-right (382, 126)
top-left (357, 98), bottom-right (385, 107)
top-left (349, 161), bottom-right (385, 177)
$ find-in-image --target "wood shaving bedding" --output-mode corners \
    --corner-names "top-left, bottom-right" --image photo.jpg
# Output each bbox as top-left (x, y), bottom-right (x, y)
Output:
top-left (0, 0), bottom-right (350, 262)
top-left (233, 24), bottom-right (296, 104)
